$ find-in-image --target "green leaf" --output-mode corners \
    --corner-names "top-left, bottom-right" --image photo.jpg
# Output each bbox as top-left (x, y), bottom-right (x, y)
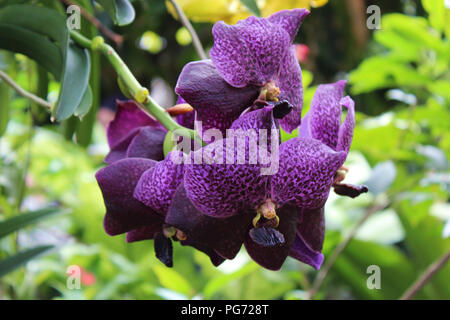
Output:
top-left (422, 0), bottom-right (446, 32)
top-left (0, 80), bottom-right (10, 136)
top-left (0, 23), bottom-right (62, 78)
top-left (152, 265), bottom-right (193, 296)
top-left (396, 198), bottom-right (450, 299)
top-left (333, 239), bottom-right (417, 299)
top-left (0, 245), bottom-right (54, 277)
top-left (52, 43), bottom-right (91, 121)
top-left (74, 85), bottom-right (93, 119)
top-left (0, 207), bottom-right (66, 239)
top-left (203, 262), bottom-right (259, 299)
top-left (239, 0), bottom-right (261, 16)
top-left (97, 0), bottom-right (136, 26)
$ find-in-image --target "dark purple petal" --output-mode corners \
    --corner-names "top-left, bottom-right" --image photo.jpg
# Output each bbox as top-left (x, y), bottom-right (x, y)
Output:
top-left (126, 222), bottom-right (163, 242)
top-left (210, 17), bottom-right (291, 87)
top-left (297, 207), bottom-right (325, 253)
top-left (333, 183), bottom-right (368, 198)
top-left (184, 138), bottom-right (269, 217)
top-left (301, 80), bottom-right (346, 150)
top-left (272, 138), bottom-right (346, 209)
top-left (336, 96), bottom-right (355, 154)
top-left (267, 9), bottom-right (309, 42)
top-left (134, 151), bottom-right (185, 215)
top-left (125, 126), bottom-right (166, 161)
top-left (166, 183), bottom-right (253, 259)
top-left (289, 235), bottom-right (324, 270)
top-left (175, 60), bottom-right (259, 134)
top-left (180, 239), bottom-right (226, 267)
top-left (276, 46), bottom-right (303, 133)
top-left (104, 127), bottom-right (141, 164)
top-left (244, 205), bottom-right (298, 271)
top-left (95, 158), bottom-right (161, 236)
top-left (107, 100), bottom-right (160, 148)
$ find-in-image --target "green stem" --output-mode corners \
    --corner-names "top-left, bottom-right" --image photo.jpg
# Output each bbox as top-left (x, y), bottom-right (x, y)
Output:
top-left (69, 31), bottom-right (200, 143)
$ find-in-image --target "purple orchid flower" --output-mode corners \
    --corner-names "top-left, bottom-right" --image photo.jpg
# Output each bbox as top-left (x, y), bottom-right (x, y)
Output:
top-left (175, 9), bottom-right (309, 135)
top-left (159, 81), bottom-right (366, 271)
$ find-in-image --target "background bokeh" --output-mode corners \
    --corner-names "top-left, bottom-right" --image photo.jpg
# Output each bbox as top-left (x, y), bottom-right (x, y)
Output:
top-left (0, 0), bottom-right (449, 300)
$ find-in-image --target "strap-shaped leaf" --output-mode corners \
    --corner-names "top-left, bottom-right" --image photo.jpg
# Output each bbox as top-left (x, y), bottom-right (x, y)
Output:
top-left (53, 43), bottom-right (91, 121)
top-left (74, 85), bottom-right (93, 119)
top-left (0, 23), bottom-right (62, 78)
top-left (97, 0), bottom-right (135, 26)
top-left (0, 207), bottom-right (67, 239)
top-left (0, 245), bottom-right (54, 277)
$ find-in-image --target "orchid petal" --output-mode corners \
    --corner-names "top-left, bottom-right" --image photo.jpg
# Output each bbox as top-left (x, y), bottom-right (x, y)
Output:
top-left (175, 60), bottom-right (259, 134)
top-left (277, 46), bottom-right (303, 133)
top-left (272, 138), bottom-right (346, 209)
top-left (95, 158), bottom-right (160, 236)
top-left (166, 183), bottom-right (252, 259)
top-left (210, 17), bottom-right (291, 87)
top-left (134, 151), bottom-right (185, 215)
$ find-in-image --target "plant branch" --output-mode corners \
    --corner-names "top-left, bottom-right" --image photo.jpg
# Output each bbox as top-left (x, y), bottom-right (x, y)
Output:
top-left (60, 0), bottom-right (123, 46)
top-left (400, 250), bottom-right (450, 300)
top-left (168, 0), bottom-right (208, 60)
top-left (307, 201), bottom-right (388, 299)
top-left (69, 31), bottom-right (200, 142)
top-left (0, 70), bottom-right (52, 110)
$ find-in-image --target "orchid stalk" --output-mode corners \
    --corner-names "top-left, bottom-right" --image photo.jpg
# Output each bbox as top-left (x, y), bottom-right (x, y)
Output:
top-left (69, 30), bottom-right (200, 142)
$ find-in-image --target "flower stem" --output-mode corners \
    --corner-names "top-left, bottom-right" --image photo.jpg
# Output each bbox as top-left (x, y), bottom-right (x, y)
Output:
top-left (168, 0), bottom-right (207, 60)
top-left (69, 31), bottom-right (200, 142)
top-left (0, 70), bottom-right (51, 110)
top-left (400, 250), bottom-right (450, 300)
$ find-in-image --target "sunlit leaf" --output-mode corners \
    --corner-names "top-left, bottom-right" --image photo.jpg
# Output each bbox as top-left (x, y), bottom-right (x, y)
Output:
top-left (0, 207), bottom-right (67, 239)
top-left (0, 245), bottom-right (54, 277)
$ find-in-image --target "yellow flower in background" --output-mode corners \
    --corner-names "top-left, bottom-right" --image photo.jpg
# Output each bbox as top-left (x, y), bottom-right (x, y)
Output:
top-left (166, 0), bottom-right (329, 24)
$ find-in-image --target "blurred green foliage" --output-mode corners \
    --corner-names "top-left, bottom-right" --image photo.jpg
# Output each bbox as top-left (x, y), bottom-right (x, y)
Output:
top-left (0, 0), bottom-right (449, 300)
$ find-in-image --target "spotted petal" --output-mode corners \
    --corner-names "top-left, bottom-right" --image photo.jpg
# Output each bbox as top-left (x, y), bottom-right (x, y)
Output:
top-left (210, 17), bottom-right (291, 87)
top-left (267, 9), bottom-right (309, 42)
top-left (300, 80), bottom-right (347, 150)
top-left (336, 96), bottom-right (355, 154)
top-left (184, 138), bottom-right (269, 217)
top-left (95, 158), bottom-right (160, 236)
top-left (272, 138), bottom-right (346, 209)
top-left (276, 46), bottom-right (303, 133)
top-left (134, 151), bottom-right (185, 215)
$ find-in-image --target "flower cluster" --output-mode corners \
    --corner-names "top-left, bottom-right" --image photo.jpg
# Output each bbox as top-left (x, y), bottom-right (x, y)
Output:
top-left (95, 9), bottom-right (367, 271)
